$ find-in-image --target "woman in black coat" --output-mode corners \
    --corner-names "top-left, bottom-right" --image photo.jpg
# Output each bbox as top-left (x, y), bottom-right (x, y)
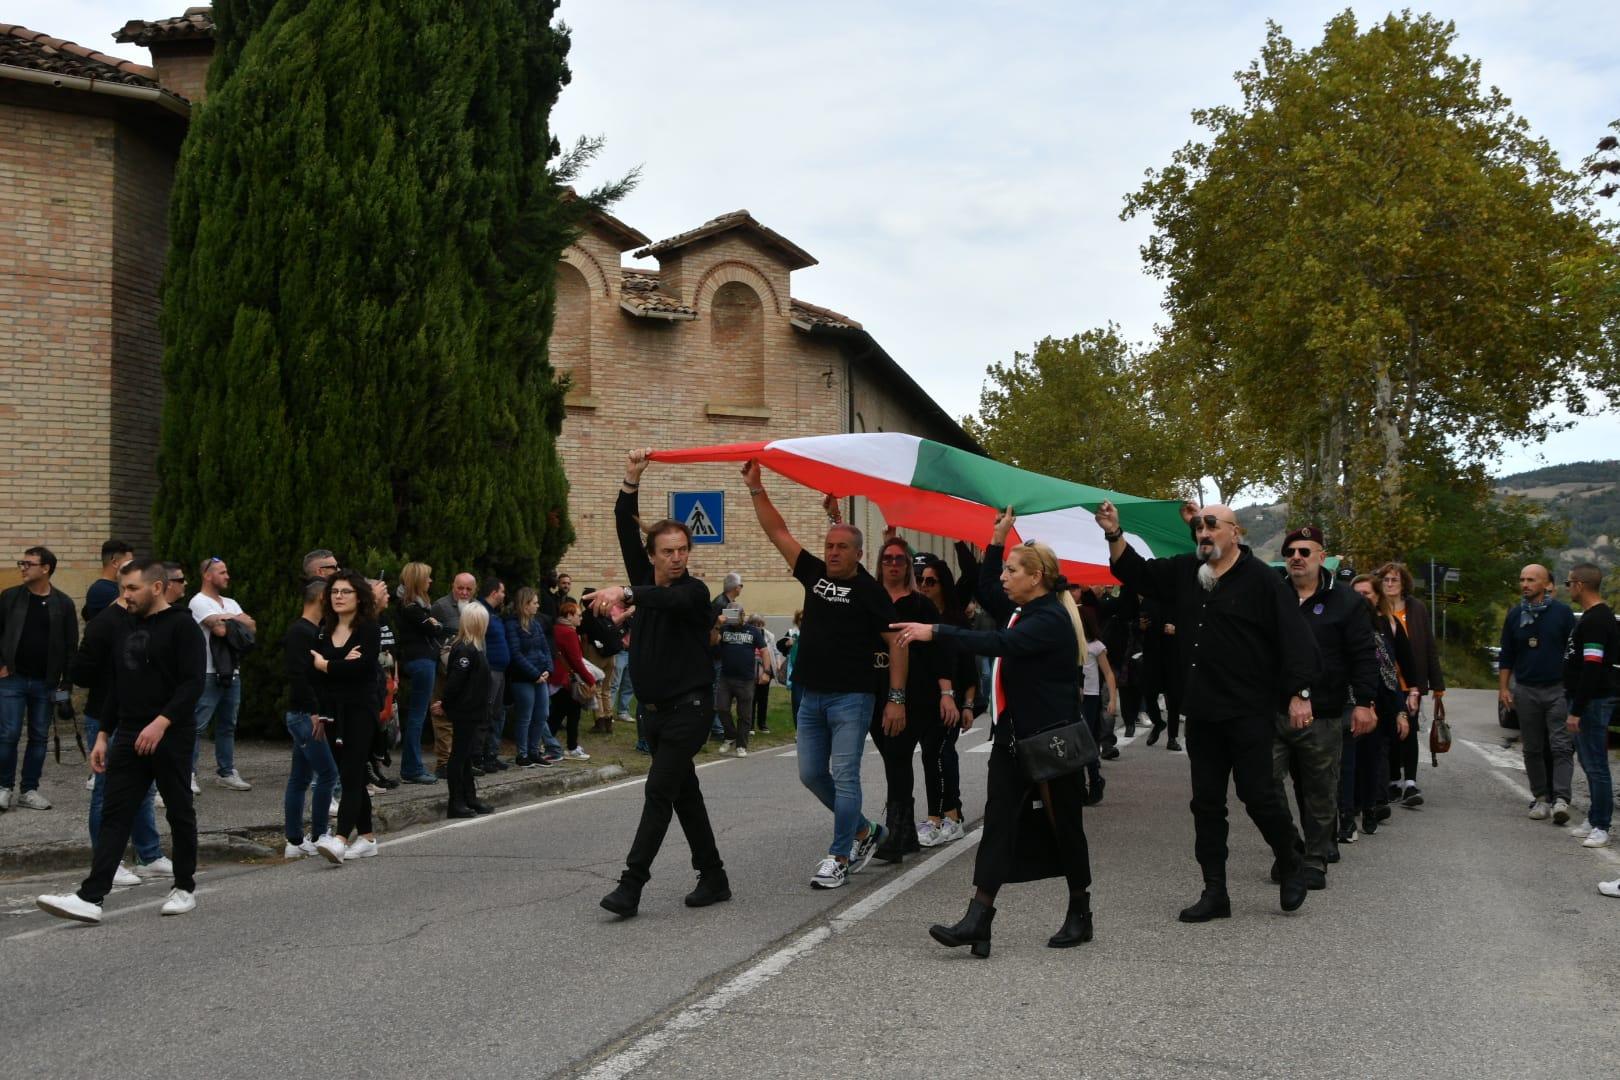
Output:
top-left (892, 508), bottom-right (1094, 958)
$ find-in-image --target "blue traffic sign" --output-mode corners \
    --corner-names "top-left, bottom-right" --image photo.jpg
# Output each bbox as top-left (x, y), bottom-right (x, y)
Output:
top-left (669, 490), bottom-right (725, 545)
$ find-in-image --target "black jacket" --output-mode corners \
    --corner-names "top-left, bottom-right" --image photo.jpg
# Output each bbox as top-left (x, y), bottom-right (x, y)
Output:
top-left (935, 545), bottom-right (1081, 740)
top-left (616, 490), bottom-right (714, 702)
top-left (441, 640), bottom-right (492, 718)
top-left (1112, 544), bottom-right (1320, 724)
top-left (0, 583), bottom-right (79, 687)
top-left (1293, 568), bottom-right (1379, 717)
top-left (394, 600), bottom-right (445, 665)
top-left (70, 603), bottom-right (131, 719)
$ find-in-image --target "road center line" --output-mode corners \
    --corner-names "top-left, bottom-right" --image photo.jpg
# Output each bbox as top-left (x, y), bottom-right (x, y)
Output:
top-left (6, 885), bottom-right (222, 943)
top-left (580, 829), bottom-right (984, 1080)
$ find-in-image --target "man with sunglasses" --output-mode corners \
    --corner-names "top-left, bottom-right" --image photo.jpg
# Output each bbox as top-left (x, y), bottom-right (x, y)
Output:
top-left (189, 556), bottom-right (256, 792)
top-left (0, 546), bottom-right (79, 811)
top-left (1097, 501), bottom-right (1318, 920)
top-left (1275, 527), bottom-right (1377, 889)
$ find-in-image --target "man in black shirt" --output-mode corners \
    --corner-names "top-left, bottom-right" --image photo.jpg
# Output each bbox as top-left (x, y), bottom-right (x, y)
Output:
top-left (282, 577), bottom-right (340, 856)
top-left (38, 559), bottom-right (207, 923)
top-left (0, 545), bottom-right (80, 811)
top-left (1098, 500), bottom-right (1317, 920)
top-left (1562, 563), bottom-right (1620, 852)
top-left (83, 539), bottom-right (133, 623)
top-left (589, 450), bottom-right (728, 918)
top-left (745, 460), bottom-right (903, 891)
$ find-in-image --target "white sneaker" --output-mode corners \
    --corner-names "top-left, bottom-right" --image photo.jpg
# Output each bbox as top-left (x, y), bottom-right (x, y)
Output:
top-left (718, 740), bottom-right (735, 756)
top-left (617, 713), bottom-right (632, 724)
top-left (916, 820), bottom-right (942, 847)
top-left (736, 746), bottom-right (748, 758)
top-left (215, 770), bottom-right (252, 792)
top-left (330, 797), bottom-right (340, 817)
top-left (16, 789), bottom-right (51, 810)
top-left (936, 817), bottom-right (965, 844)
top-left (1583, 829), bottom-right (1611, 848)
top-left (365, 783), bottom-right (387, 797)
top-left (849, 822), bottom-right (881, 874)
top-left (160, 888), bottom-right (196, 916)
top-left (84, 775), bottom-right (95, 791)
top-left (1528, 800), bottom-right (1551, 820)
top-left (343, 836), bottom-right (378, 860)
top-left (37, 892), bottom-right (101, 923)
top-left (1552, 798), bottom-right (1571, 826)
top-left (112, 863), bottom-right (142, 887)
top-left (1600, 878), bottom-right (1620, 898)
top-left (1571, 820), bottom-right (1596, 838)
top-left (0, 788), bottom-right (11, 810)
top-left (136, 856), bottom-right (174, 877)
top-left (315, 834), bottom-right (347, 865)
top-left (283, 838), bottom-right (313, 859)
top-left (567, 747), bottom-right (591, 761)
top-left (810, 855), bottom-right (847, 890)
top-left (189, 773), bottom-right (201, 795)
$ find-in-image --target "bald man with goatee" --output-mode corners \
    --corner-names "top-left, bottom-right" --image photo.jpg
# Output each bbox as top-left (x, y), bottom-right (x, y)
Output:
top-left (1097, 500), bottom-right (1319, 922)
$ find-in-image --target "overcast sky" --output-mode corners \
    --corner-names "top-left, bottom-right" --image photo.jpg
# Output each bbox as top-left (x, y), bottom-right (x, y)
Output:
top-left (25, 1), bottom-right (1620, 481)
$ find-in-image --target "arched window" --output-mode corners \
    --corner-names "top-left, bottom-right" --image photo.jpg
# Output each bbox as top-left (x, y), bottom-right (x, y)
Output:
top-left (554, 263), bottom-right (592, 397)
top-left (709, 280), bottom-right (764, 406)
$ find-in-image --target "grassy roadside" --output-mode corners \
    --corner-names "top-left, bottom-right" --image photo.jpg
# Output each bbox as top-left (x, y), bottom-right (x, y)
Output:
top-left (563, 693), bottom-right (800, 778)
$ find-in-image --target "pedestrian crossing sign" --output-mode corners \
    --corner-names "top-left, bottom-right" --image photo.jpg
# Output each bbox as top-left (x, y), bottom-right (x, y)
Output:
top-left (669, 490), bottom-right (725, 545)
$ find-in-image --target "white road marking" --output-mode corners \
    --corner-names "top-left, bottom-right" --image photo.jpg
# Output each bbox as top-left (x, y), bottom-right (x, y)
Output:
top-left (1458, 740), bottom-right (1620, 868)
top-left (1459, 738), bottom-right (1526, 772)
top-left (580, 830), bottom-right (983, 1080)
top-left (6, 886), bottom-right (221, 943)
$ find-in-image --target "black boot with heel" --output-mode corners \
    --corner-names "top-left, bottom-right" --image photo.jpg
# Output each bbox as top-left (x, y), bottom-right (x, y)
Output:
top-left (929, 898), bottom-right (995, 958)
top-left (1047, 892), bottom-right (1093, 948)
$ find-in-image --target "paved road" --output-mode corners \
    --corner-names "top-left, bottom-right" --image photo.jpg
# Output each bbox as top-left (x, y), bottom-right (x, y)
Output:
top-left (1, 690), bottom-right (1615, 1079)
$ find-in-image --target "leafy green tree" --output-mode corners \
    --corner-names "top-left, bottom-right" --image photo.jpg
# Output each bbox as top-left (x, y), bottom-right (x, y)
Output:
top-left (156, 0), bottom-right (609, 731)
top-left (1123, 11), bottom-right (1619, 565)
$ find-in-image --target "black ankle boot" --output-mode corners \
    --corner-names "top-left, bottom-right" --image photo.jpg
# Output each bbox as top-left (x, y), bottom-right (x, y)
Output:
top-left (1178, 883), bottom-right (1231, 923)
top-left (1048, 893), bottom-right (1094, 948)
top-left (1146, 720), bottom-right (1165, 746)
top-left (874, 803), bottom-right (907, 864)
top-left (684, 870), bottom-right (732, 908)
top-left (902, 799), bottom-right (921, 854)
top-left (929, 898), bottom-right (995, 958)
top-left (600, 876), bottom-right (642, 918)
top-left (446, 802), bottom-right (477, 819)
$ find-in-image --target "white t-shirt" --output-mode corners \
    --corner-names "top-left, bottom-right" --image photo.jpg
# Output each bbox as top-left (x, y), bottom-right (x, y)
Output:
top-left (1082, 639), bottom-right (1106, 697)
top-left (190, 592), bottom-right (244, 674)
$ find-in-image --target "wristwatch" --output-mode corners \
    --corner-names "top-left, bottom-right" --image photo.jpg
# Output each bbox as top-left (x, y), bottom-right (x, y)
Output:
top-left (1297, 688), bottom-right (1312, 700)
top-left (622, 586), bottom-right (634, 606)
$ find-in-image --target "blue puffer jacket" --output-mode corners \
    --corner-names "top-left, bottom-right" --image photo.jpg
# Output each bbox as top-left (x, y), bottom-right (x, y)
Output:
top-left (480, 599), bottom-right (511, 672)
top-left (505, 615), bottom-right (554, 682)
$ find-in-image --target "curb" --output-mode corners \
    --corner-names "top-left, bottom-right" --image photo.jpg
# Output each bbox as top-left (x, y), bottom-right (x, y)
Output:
top-left (0, 763), bottom-right (630, 877)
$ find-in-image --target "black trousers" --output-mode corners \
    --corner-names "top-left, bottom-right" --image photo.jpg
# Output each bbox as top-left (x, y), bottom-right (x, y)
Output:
top-left (446, 709), bottom-right (483, 808)
top-left (80, 730), bottom-right (197, 904)
top-left (753, 682), bottom-right (770, 731)
top-left (330, 702), bottom-right (374, 837)
top-left (1387, 706), bottom-right (1420, 784)
top-left (919, 715), bottom-right (962, 817)
top-left (553, 692), bottom-right (582, 750)
top-left (623, 692), bottom-right (723, 885)
top-left (1185, 712), bottom-right (1303, 884)
top-left (973, 734), bottom-right (1091, 895)
top-left (869, 696), bottom-right (927, 809)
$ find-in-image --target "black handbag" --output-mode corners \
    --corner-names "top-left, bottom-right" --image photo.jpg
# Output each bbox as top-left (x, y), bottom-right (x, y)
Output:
top-left (1013, 720), bottom-right (1098, 783)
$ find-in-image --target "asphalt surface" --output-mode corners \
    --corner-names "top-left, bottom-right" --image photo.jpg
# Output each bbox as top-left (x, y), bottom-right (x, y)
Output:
top-left (1, 689), bottom-right (1615, 1079)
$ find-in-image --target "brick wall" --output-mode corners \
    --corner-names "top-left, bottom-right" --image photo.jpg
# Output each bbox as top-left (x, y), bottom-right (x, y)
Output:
top-left (151, 41), bottom-right (213, 106)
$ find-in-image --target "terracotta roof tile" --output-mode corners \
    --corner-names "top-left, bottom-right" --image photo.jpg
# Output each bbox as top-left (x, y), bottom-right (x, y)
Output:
top-left (790, 298), bottom-right (862, 332)
top-left (114, 7), bottom-right (215, 47)
top-left (636, 210), bottom-right (817, 271)
top-left (0, 23), bottom-right (158, 86)
top-left (620, 271), bottom-right (696, 320)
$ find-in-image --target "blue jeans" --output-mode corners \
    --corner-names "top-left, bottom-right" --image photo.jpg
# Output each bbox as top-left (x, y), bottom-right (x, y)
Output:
top-left (510, 680), bottom-right (562, 759)
top-left (400, 658), bottom-right (436, 779)
top-left (613, 652), bottom-right (634, 717)
top-left (85, 715), bottom-right (163, 863)
top-left (283, 712), bottom-right (339, 843)
top-left (796, 689), bottom-right (873, 859)
top-left (192, 674), bottom-right (241, 776)
top-left (1574, 697), bottom-right (1616, 831)
top-left (0, 674), bottom-right (51, 792)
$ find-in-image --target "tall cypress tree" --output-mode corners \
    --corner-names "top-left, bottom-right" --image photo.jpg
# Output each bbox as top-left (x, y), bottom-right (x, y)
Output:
top-left (156, 0), bottom-right (582, 731)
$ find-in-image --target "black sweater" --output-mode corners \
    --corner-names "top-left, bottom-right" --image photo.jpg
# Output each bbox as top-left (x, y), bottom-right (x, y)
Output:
top-left (312, 620), bottom-right (382, 710)
top-left (70, 602), bottom-right (130, 720)
top-left (616, 490), bottom-right (715, 702)
top-left (441, 641), bottom-right (492, 718)
top-left (102, 605), bottom-right (206, 735)
top-left (284, 617), bottom-right (321, 714)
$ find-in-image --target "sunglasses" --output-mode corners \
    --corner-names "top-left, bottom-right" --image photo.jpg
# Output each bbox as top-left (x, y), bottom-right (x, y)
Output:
top-left (1281, 546), bottom-right (1315, 558)
top-left (1192, 516), bottom-right (1237, 531)
top-left (169, 576), bottom-right (186, 586)
top-left (879, 554), bottom-right (910, 564)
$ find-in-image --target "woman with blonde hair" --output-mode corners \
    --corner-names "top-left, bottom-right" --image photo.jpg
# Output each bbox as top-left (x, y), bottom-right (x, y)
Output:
top-left (441, 602), bottom-right (495, 817)
top-left (393, 561), bottom-right (444, 783)
top-left (892, 508), bottom-right (1096, 957)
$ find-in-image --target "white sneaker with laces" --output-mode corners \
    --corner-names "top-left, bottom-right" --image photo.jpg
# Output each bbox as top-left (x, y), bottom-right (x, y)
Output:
top-left (343, 836), bottom-right (379, 860)
top-left (718, 740), bottom-right (735, 756)
top-left (1598, 877), bottom-right (1620, 898)
top-left (1582, 828), bottom-right (1610, 848)
top-left (160, 888), bottom-right (196, 916)
top-left (1571, 820), bottom-right (1595, 838)
top-left (189, 773), bottom-right (201, 795)
top-left (810, 855), bottom-right (847, 890)
top-left (137, 856), bottom-right (174, 877)
top-left (736, 746), bottom-right (748, 758)
top-left (17, 790), bottom-right (51, 810)
top-left (568, 747), bottom-right (591, 761)
top-left (1552, 798), bottom-right (1571, 826)
top-left (216, 770), bottom-right (252, 792)
top-left (917, 820), bottom-right (942, 847)
top-left (849, 822), bottom-right (881, 874)
top-left (315, 834), bottom-right (347, 865)
top-left (112, 863), bottom-right (142, 887)
top-left (37, 892), bottom-right (101, 923)
top-left (937, 817), bottom-right (965, 844)
top-left (283, 838), bottom-right (312, 859)
top-left (1528, 800), bottom-right (1551, 820)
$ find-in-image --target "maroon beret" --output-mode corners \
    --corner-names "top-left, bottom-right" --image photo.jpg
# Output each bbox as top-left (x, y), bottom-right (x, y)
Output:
top-left (1282, 525), bottom-right (1324, 552)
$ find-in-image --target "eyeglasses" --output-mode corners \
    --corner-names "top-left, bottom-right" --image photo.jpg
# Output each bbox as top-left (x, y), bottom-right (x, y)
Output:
top-left (1281, 546), bottom-right (1314, 558)
top-left (168, 577), bottom-right (186, 586)
top-left (329, 587), bottom-right (358, 597)
top-left (879, 554), bottom-right (910, 564)
top-left (15, 560), bottom-right (41, 569)
top-left (1192, 516), bottom-right (1237, 532)
top-left (1381, 575), bottom-right (1402, 583)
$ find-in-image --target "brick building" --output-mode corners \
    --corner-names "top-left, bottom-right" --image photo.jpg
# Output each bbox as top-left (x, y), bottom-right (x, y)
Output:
top-left (0, 8), bottom-right (980, 611)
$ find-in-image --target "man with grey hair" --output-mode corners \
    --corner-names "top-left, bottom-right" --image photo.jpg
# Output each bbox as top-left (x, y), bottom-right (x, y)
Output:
top-left (743, 460), bottom-right (904, 890)
top-left (302, 550), bottom-right (339, 580)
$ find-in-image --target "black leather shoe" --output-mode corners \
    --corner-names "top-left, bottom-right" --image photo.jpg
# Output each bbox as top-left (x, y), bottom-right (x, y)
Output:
top-left (1269, 859), bottom-right (1283, 884)
top-left (1362, 810), bottom-right (1380, 835)
top-left (684, 871), bottom-right (732, 908)
top-left (1100, 745), bottom-right (1121, 761)
top-left (1085, 775), bottom-right (1106, 806)
top-left (874, 803), bottom-right (907, 864)
top-left (1178, 888), bottom-right (1231, 923)
top-left (1325, 846), bottom-right (1340, 865)
top-left (467, 798), bottom-right (494, 815)
top-left (1166, 738), bottom-right (1182, 752)
top-left (446, 803), bottom-right (477, 819)
top-left (1280, 875), bottom-right (1309, 911)
top-left (1146, 721), bottom-right (1165, 746)
top-left (1300, 866), bottom-right (1327, 890)
top-left (1047, 894), bottom-right (1094, 948)
top-left (929, 898), bottom-right (995, 958)
top-left (600, 878), bottom-right (641, 918)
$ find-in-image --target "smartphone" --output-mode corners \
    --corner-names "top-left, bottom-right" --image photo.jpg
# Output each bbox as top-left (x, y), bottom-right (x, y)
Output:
top-left (725, 605), bottom-right (743, 626)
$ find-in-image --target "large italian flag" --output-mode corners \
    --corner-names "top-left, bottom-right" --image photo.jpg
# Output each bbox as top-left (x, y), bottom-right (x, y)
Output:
top-left (650, 433), bottom-right (1192, 584)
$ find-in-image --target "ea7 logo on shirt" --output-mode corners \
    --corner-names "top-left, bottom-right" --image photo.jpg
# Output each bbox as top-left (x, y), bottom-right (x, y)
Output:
top-left (812, 578), bottom-right (852, 604)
